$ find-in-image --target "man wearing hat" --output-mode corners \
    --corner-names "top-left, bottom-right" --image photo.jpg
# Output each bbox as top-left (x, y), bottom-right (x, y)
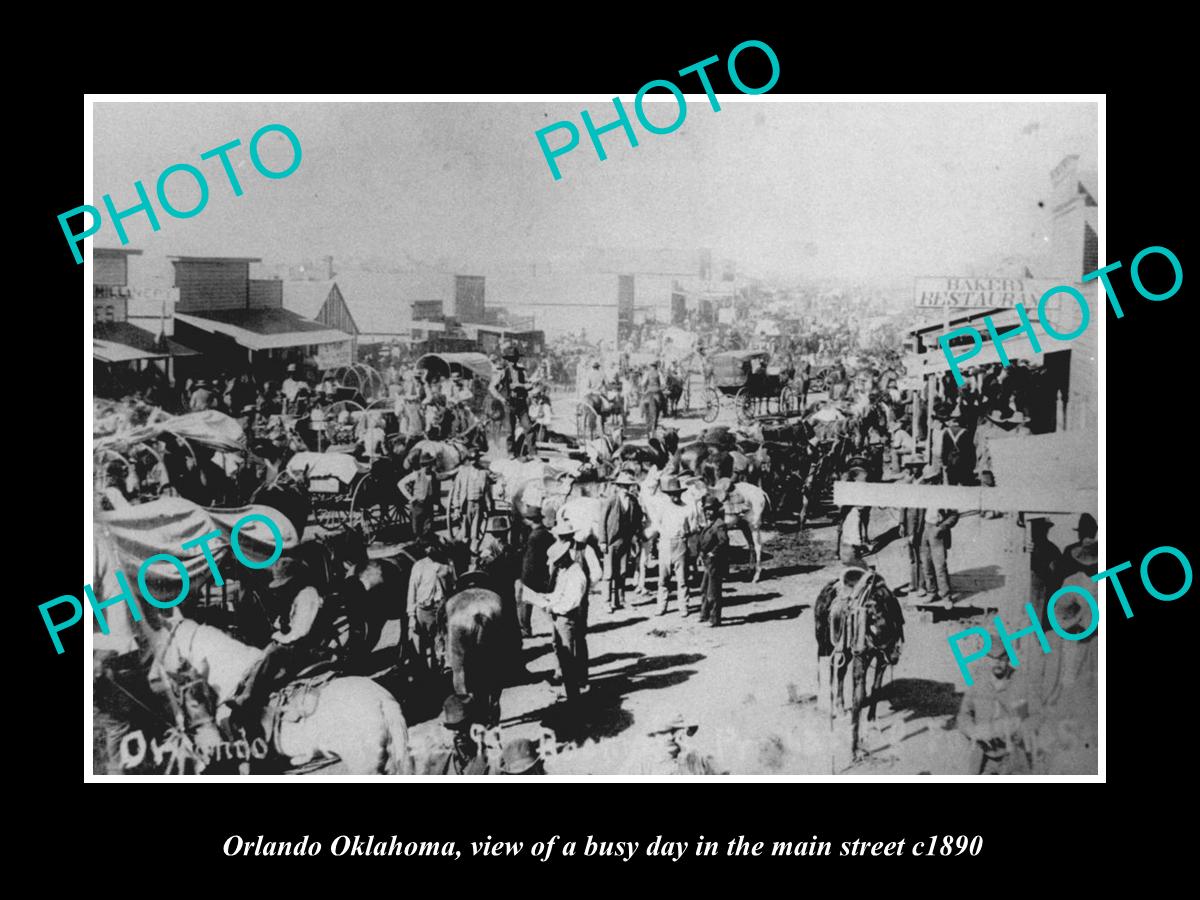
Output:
top-left (653, 476), bottom-right (694, 616)
top-left (1059, 514), bottom-right (1098, 580)
top-left (423, 694), bottom-right (490, 775)
top-left (583, 359), bottom-right (607, 395)
top-left (954, 641), bottom-right (1032, 775)
top-left (449, 448), bottom-right (492, 551)
top-left (488, 342), bottom-right (529, 443)
top-left (400, 452), bottom-right (442, 540)
top-left (189, 378), bottom-right (215, 412)
top-left (524, 520), bottom-right (596, 703)
top-left (406, 540), bottom-right (456, 673)
top-left (940, 407), bottom-right (976, 486)
top-left (600, 470), bottom-right (642, 612)
top-left (518, 505), bottom-right (555, 639)
top-left (897, 457), bottom-right (929, 598)
top-left (1029, 518), bottom-right (1063, 626)
top-left (629, 714), bottom-right (722, 775)
top-left (918, 464), bottom-right (959, 605)
top-left (641, 361), bottom-right (665, 435)
top-left (697, 495), bottom-right (730, 627)
top-left (499, 737), bottom-right (545, 775)
top-left (267, 556), bottom-right (330, 659)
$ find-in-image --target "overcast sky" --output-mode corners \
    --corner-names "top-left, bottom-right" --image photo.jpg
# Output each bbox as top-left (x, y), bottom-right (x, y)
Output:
top-left (93, 100), bottom-right (1097, 284)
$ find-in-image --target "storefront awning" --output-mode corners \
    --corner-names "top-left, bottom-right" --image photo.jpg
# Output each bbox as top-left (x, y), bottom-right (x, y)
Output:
top-left (94, 322), bottom-right (199, 363)
top-left (175, 309), bottom-right (351, 351)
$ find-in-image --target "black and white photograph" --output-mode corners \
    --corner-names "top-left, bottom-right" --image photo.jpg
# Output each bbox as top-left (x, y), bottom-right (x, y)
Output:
top-left (84, 97), bottom-right (1100, 779)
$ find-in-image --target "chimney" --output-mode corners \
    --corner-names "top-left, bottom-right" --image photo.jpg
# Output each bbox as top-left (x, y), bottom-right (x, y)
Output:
top-left (325, 255), bottom-right (335, 280)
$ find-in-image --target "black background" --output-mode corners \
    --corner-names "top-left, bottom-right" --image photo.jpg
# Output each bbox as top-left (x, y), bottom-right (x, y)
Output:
top-left (17, 24), bottom-right (1192, 880)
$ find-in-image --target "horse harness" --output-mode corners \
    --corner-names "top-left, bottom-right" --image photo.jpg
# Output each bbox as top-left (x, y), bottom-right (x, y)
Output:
top-left (829, 567), bottom-right (878, 663)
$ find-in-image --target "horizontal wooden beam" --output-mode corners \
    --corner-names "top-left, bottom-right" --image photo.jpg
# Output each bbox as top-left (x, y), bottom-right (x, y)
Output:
top-left (833, 480), bottom-right (1096, 514)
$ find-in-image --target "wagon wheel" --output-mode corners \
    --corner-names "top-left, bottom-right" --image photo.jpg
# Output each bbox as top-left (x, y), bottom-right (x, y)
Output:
top-left (350, 473), bottom-right (408, 543)
top-left (314, 502), bottom-right (352, 532)
top-left (735, 387), bottom-right (756, 425)
top-left (779, 385), bottom-right (797, 416)
top-left (702, 387), bottom-right (721, 424)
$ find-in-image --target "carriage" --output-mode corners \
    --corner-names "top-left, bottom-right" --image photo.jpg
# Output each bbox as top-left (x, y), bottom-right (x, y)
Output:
top-left (279, 451), bottom-right (408, 542)
top-left (701, 350), bottom-right (799, 425)
top-left (416, 351), bottom-right (494, 439)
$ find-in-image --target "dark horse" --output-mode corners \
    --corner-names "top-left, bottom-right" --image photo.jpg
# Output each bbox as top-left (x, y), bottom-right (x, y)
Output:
top-left (813, 565), bottom-right (905, 761)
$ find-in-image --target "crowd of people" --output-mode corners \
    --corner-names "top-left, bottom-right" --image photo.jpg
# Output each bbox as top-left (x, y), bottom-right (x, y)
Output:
top-left (93, 281), bottom-right (1095, 776)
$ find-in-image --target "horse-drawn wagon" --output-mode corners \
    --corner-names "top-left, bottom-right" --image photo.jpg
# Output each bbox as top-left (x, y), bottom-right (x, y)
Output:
top-left (279, 451), bottom-right (407, 542)
top-left (701, 350), bottom-right (799, 425)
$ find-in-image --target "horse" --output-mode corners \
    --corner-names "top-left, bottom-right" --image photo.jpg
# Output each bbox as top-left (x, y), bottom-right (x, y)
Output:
top-left (714, 480), bottom-right (769, 583)
top-left (147, 613), bottom-right (415, 774)
top-left (444, 587), bottom-right (509, 727)
top-left (813, 566), bottom-right (905, 761)
top-left (582, 389), bottom-right (626, 439)
top-left (664, 371), bottom-right (685, 416)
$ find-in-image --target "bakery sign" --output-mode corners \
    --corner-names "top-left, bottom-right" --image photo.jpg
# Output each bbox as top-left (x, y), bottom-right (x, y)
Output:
top-left (914, 276), bottom-right (1065, 310)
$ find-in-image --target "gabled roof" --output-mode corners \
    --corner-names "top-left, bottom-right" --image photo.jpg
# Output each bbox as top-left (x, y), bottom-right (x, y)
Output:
top-left (282, 280), bottom-right (337, 319)
top-left (335, 270), bottom-right (454, 335)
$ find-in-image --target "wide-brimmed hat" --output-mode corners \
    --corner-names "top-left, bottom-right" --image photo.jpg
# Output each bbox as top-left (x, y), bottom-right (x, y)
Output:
top-left (1069, 537), bottom-right (1098, 568)
top-left (500, 737), bottom-right (542, 774)
top-left (660, 476), bottom-right (684, 494)
top-left (501, 343), bottom-right (521, 360)
top-left (420, 452), bottom-right (437, 465)
top-left (614, 471), bottom-right (638, 486)
top-left (552, 518), bottom-right (576, 537)
top-left (702, 496), bottom-right (723, 514)
top-left (484, 515), bottom-right (510, 534)
top-left (1075, 513), bottom-right (1097, 538)
top-left (648, 714), bottom-right (699, 736)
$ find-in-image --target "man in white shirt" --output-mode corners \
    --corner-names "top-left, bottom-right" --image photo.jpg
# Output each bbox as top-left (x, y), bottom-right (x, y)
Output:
top-left (654, 477), bottom-right (694, 616)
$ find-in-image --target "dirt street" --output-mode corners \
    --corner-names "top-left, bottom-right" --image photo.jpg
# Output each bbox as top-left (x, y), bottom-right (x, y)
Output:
top-left (407, 389), bottom-right (1018, 775)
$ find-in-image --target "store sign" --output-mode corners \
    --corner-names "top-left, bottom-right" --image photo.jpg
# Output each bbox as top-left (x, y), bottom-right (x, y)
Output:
top-left (914, 277), bottom-right (1064, 310)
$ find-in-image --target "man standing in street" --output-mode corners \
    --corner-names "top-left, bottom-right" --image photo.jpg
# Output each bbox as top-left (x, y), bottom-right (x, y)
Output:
top-left (400, 453), bottom-right (441, 540)
top-left (697, 496), bottom-right (730, 627)
top-left (918, 464), bottom-right (959, 606)
top-left (654, 476), bottom-right (693, 616)
top-left (898, 457), bottom-right (928, 599)
top-left (489, 342), bottom-right (529, 445)
top-left (641, 361), bottom-right (665, 435)
top-left (518, 507), bottom-right (555, 639)
top-left (601, 470), bottom-right (641, 612)
top-left (407, 540), bottom-right (456, 674)
top-left (525, 523), bottom-right (596, 705)
top-left (940, 408), bottom-right (976, 486)
top-left (449, 448), bottom-right (491, 553)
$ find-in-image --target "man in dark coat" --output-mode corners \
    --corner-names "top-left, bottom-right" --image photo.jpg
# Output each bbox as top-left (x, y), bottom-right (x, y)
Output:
top-left (696, 496), bottom-right (730, 627)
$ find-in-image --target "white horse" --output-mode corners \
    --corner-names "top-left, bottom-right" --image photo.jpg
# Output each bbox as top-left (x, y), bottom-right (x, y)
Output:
top-left (150, 615), bottom-right (414, 775)
top-left (722, 481), bottom-right (769, 583)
